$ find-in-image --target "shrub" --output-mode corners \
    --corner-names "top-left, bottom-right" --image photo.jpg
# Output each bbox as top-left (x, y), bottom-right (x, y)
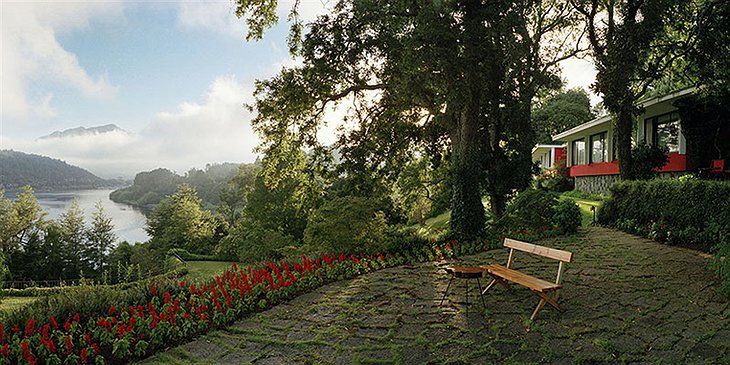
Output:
top-left (304, 196), bottom-right (390, 254)
top-left (534, 167), bottom-right (574, 192)
top-left (219, 218), bottom-right (296, 263)
top-left (497, 189), bottom-right (558, 232)
top-left (553, 200), bottom-right (582, 234)
top-left (713, 243), bottom-right (730, 300)
top-left (496, 189), bottom-right (581, 237)
top-left (598, 179), bottom-right (730, 253)
top-left (627, 142), bottom-right (669, 180)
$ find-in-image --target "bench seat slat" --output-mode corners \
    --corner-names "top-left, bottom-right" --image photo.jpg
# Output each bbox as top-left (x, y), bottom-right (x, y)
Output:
top-left (482, 264), bottom-right (561, 292)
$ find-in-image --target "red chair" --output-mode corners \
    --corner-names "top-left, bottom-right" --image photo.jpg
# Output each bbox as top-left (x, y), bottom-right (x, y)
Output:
top-left (710, 159), bottom-right (726, 179)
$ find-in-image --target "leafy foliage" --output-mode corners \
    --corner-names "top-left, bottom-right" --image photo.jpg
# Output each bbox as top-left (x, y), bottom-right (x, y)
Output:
top-left (145, 184), bottom-right (219, 254)
top-left (598, 179), bottom-right (730, 252)
top-left (497, 189), bottom-right (582, 236)
top-left (627, 143), bottom-right (669, 180)
top-left (303, 196), bottom-right (390, 254)
top-left (532, 88), bottom-right (595, 144)
top-left (574, 0), bottom-right (696, 179)
top-left (110, 163), bottom-right (248, 209)
top-left (236, 0), bottom-right (583, 240)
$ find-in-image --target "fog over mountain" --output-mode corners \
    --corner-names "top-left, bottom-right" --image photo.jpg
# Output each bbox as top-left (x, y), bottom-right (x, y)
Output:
top-left (38, 124), bottom-right (130, 140)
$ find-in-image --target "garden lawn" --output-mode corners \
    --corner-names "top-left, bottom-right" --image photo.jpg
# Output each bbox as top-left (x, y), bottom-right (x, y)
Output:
top-left (561, 196), bottom-right (602, 227)
top-left (184, 261), bottom-right (238, 281)
top-left (0, 296), bottom-right (39, 315)
top-left (141, 227), bottom-right (730, 364)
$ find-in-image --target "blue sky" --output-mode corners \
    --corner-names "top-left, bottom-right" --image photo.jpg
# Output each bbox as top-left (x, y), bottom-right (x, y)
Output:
top-left (1, 0), bottom-right (597, 178)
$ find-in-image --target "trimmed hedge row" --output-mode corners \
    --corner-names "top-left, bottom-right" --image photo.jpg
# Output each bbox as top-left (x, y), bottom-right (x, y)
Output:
top-left (598, 179), bottom-right (730, 252)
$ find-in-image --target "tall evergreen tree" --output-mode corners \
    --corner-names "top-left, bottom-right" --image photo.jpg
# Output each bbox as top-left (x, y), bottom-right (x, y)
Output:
top-left (86, 201), bottom-right (116, 271)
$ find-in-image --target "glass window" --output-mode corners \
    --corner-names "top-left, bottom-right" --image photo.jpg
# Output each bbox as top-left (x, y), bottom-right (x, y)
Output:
top-left (590, 132), bottom-right (607, 163)
top-left (572, 139), bottom-right (585, 165)
top-left (646, 112), bottom-right (680, 153)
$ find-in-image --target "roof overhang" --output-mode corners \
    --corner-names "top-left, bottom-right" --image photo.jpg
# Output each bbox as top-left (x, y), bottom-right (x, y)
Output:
top-left (551, 86), bottom-right (697, 142)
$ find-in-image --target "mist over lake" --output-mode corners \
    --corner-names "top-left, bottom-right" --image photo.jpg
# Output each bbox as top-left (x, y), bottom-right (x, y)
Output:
top-left (5, 189), bottom-right (149, 244)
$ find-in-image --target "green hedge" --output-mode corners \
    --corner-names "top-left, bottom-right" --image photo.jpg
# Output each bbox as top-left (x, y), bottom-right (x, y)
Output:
top-left (598, 179), bottom-right (730, 252)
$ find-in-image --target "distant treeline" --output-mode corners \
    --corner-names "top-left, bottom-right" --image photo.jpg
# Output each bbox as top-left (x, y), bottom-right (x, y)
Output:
top-left (0, 150), bottom-right (111, 191)
top-left (109, 163), bottom-right (252, 209)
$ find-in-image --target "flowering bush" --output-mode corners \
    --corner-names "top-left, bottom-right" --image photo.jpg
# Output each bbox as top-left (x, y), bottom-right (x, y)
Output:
top-left (1, 235), bottom-right (543, 364)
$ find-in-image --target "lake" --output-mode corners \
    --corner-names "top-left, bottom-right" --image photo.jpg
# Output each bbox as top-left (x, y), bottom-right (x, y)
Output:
top-left (5, 189), bottom-right (149, 244)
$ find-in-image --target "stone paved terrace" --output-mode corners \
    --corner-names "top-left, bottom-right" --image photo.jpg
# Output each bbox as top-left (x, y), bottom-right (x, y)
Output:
top-left (141, 227), bottom-right (729, 364)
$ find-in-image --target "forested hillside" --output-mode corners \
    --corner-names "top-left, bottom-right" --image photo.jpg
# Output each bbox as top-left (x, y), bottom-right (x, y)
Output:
top-left (109, 163), bottom-right (255, 209)
top-left (0, 150), bottom-right (108, 191)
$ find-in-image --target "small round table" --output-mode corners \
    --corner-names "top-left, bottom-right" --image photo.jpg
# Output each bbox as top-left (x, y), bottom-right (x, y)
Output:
top-left (440, 266), bottom-right (488, 314)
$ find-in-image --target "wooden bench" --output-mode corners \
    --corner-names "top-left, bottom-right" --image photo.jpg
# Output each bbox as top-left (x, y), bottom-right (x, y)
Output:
top-left (481, 238), bottom-right (573, 320)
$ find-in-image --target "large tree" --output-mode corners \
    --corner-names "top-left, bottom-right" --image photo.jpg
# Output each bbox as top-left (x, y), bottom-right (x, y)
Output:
top-left (236, 0), bottom-right (581, 239)
top-left (573, 0), bottom-right (697, 179)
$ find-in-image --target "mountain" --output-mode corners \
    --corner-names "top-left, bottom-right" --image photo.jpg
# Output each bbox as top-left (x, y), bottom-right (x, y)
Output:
top-left (0, 150), bottom-right (109, 191)
top-left (38, 124), bottom-right (129, 140)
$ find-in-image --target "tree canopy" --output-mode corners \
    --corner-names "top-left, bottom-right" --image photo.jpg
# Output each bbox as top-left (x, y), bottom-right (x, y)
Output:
top-left (236, 0), bottom-right (583, 239)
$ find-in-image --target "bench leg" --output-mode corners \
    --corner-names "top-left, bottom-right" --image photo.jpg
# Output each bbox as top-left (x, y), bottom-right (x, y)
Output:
top-left (530, 290), bottom-right (560, 321)
top-left (439, 275), bottom-right (454, 306)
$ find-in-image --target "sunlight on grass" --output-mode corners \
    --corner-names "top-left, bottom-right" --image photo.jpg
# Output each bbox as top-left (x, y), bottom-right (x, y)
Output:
top-left (561, 196), bottom-right (601, 226)
top-left (184, 261), bottom-right (237, 281)
top-left (0, 297), bottom-right (39, 314)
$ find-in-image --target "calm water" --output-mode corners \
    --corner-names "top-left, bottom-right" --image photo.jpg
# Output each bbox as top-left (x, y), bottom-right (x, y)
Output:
top-left (6, 189), bottom-right (149, 244)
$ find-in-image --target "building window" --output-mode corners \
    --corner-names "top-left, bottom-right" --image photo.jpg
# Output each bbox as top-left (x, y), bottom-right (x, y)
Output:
top-left (590, 132), bottom-right (607, 163)
top-left (572, 139), bottom-right (585, 165)
top-left (646, 112), bottom-right (680, 153)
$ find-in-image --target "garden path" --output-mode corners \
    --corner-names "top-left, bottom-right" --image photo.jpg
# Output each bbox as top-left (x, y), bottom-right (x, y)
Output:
top-left (141, 227), bottom-right (729, 364)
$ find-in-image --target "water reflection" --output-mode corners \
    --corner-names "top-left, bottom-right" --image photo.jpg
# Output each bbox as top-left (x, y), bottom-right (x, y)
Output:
top-left (6, 189), bottom-right (149, 244)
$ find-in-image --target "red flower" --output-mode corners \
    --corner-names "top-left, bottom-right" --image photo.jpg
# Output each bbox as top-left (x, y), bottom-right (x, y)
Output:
top-left (1, 343), bottom-right (8, 357)
top-left (81, 348), bottom-right (88, 363)
top-left (92, 343), bottom-right (101, 354)
top-left (12, 324), bottom-right (19, 333)
top-left (151, 286), bottom-right (157, 296)
top-left (164, 292), bottom-right (171, 304)
top-left (73, 313), bottom-right (80, 323)
top-left (109, 306), bottom-right (117, 316)
top-left (64, 320), bottom-right (71, 331)
top-left (49, 316), bottom-right (58, 329)
top-left (25, 319), bottom-right (35, 336)
top-left (85, 334), bottom-right (91, 345)
top-left (65, 335), bottom-right (73, 354)
top-left (44, 338), bottom-right (56, 353)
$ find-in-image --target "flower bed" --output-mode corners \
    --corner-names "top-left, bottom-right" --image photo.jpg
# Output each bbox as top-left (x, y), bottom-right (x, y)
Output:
top-left (0, 230), bottom-right (556, 364)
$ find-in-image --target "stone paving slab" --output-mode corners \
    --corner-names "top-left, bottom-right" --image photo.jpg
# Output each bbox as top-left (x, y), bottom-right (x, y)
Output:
top-left (139, 227), bottom-right (729, 364)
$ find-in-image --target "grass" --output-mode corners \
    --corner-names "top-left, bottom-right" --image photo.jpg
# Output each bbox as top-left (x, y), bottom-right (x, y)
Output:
top-left (0, 296), bottom-right (39, 315)
top-left (183, 261), bottom-right (237, 281)
top-left (560, 191), bottom-right (604, 227)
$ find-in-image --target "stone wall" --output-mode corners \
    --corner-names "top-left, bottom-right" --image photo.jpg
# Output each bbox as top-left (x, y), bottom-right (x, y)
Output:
top-left (574, 174), bottom-right (620, 194)
top-left (575, 171), bottom-right (689, 194)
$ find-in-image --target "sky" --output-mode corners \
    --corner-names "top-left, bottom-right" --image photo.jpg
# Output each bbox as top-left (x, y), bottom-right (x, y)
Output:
top-left (1, 0), bottom-right (598, 179)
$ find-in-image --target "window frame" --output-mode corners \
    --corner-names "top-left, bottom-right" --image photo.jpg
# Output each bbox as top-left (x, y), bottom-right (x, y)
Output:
top-left (589, 132), bottom-right (608, 164)
top-left (645, 111), bottom-right (681, 153)
top-left (571, 138), bottom-right (586, 166)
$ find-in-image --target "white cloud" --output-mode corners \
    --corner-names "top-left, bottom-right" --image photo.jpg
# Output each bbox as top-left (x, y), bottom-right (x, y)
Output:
top-left (177, 0), bottom-right (245, 37)
top-left (3, 76), bottom-right (259, 179)
top-left (1, 1), bottom-right (121, 119)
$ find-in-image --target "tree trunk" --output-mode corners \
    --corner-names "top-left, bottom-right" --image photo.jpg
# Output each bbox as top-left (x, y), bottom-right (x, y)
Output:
top-left (616, 99), bottom-right (635, 180)
top-left (449, 111), bottom-right (485, 241)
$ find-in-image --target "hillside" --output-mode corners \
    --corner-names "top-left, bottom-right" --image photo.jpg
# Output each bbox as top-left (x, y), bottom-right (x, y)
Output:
top-left (0, 150), bottom-right (108, 191)
top-left (110, 163), bottom-right (248, 209)
top-left (37, 124), bottom-right (129, 140)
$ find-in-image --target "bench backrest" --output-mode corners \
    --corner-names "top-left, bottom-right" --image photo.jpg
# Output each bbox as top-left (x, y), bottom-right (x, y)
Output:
top-left (503, 238), bottom-right (574, 286)
top-left (504, 238), bottom-right (573, 263)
